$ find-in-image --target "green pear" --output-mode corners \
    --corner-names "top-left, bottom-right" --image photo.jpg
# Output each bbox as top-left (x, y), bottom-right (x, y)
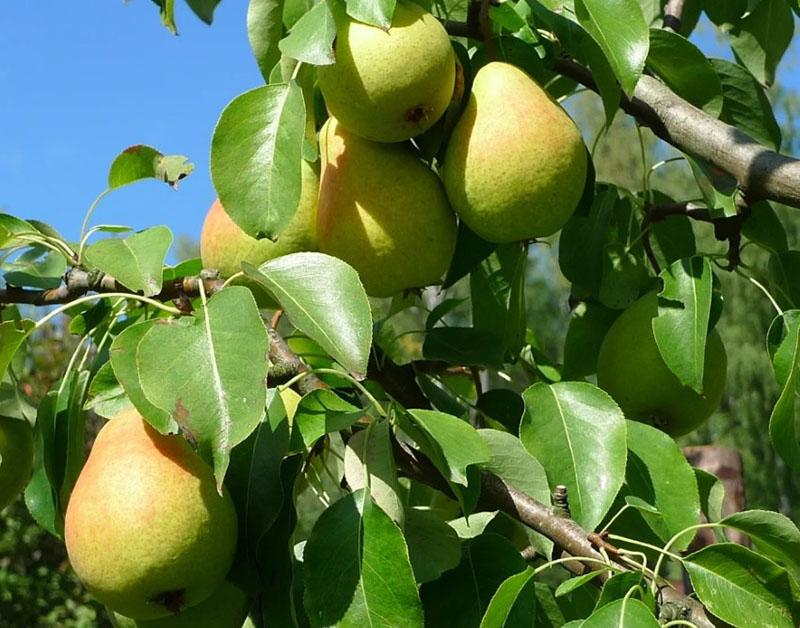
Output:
top-left (200, 159), bottom-right (319, 278)
top-left (317, 1), bottom-right (455, 143)
top-left (0, 416), bottom-right (34, 511)
top-left (65, 408), bottom-right (238, 620)
top-left (596, 291), bottom-right (727, 436)
top-left (317, 117), bottom-right (457, 297)
top-left (441, 62), bottom-right (587, 243)
top-left (109, 581), bottom-right (249, 628)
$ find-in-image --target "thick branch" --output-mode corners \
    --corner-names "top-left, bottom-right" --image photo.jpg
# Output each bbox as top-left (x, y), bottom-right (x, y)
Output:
top-left (663, 0), bottom-right (686, 32)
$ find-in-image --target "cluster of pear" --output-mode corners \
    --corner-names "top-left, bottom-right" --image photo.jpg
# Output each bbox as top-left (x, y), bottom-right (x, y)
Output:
top-left (201, 0), bottom-right (588, 298)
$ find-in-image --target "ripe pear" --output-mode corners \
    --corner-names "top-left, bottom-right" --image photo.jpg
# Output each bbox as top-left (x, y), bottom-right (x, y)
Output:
top-left (596, 291), bottom-right (727, 436)
top-left (201, 159), bottom-right (319, 278)
top-left (0, 416), bottom-right (34, 511)
top-left (317, 117), bottom-right (457, 297)
top-left (65, 408), bottom-right (238, 620)
top-left (441, 62), bottom-right (587, 243)
top-left (109, 581), bottom-right (249, 628)
top-left (317, 1), bottom-right (455, 142)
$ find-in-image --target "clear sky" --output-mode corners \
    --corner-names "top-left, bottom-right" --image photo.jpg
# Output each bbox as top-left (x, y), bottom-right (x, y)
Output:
top-left (0, 3), bottom-right (797, 248)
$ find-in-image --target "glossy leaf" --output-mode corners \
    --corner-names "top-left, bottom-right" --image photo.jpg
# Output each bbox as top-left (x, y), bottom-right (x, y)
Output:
top-left (574, 0), bottom-right (649, 95)
top-left (290, 389), bottom-right (363, 453)
top-left (766, 310), bottom-right (800, 471)
top-left (107, 145), bottom-right (193, 189)
top-left (211, 83), bottom-right (306, 240)
top-left (278, 1), bottom-right (336, 66)
top-left (3, 247), bottom-right (67, 290)
top-left (0, 213), bottom-right (39, 248)
top-left (653, 256), bottom-right (713, 393)
top-left (0, 319), bottom-right (34, 382)
top-left (185, 0), bottom-right (220, 23)
top-left (245, 252), bottom-right (373, 377)
top-left (581, 598), bottom-right (659, 627)
top-left (136, 287), bottom-right (269, 487)
top-left (443, 221), bottom-right (497, 289)
top-left (721, 509), bottom-right (800, 577)
top-left (730, 0), bottom-right (794, 86)
top-left (562, 302), bottom-right (619, 380)
top-left (688, 156), bottom-right (738, 218)
top-left (248, 0), bottom-right (285, 80)
top-left (405, 508), bottom-right (462, 584)
top-left (520, 382), bottom-right (627, 530)
top-left (84, 361), bottom-right (131, 419)
top-left (594, 571), bottom-right (647, 609)
top-left (769, 251), bottom-right (800, 309)
top-left (345, 0), bottom-right (396, 29)
top-left (83, 226), bottom-right (172, 297)
top-left (479, 568), bottom-right (537, 628)
top-left (743, 201), bottom-right (789, 254)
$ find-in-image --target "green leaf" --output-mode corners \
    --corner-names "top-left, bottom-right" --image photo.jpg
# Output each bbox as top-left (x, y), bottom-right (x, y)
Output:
top-left (405, 508), bottom-right (462, 584)
top-left (730, 0), bottom-right (794, 86)
top-left (650, 215), bottom-right (696, 267)
top-left (0, 214), bottom-right (39, 249)
top-left (83, 226), bottom-right (173, 297)
top-left (712, 58), bottom-right (782, 150)
top-left (687, 156), bottom-right (738, 217)
top-left (344, 421), bottom-right (404, 526)
top-left (653, 256), bottom-right (713, 393)
top-left (0, 319), bottom-right (34, 382)
top-left (211, 83), bottom-right (306, 240)
top-left (685, 544), bottom-right (798, 627)
top-left (625, 421), bottom-right (700, 549)
top-left (581, 598), bottom-right (659, 627)
top-left (475, 390), bottom-right (524, 433)
top-left (574, 0), bottom-right (649, 95)
top-left (448, 511), bottom-right (498, 539)
top-left (599, 242), bottom-right (644, 310)
top-left (720, 509), bottom-right (800, 578)
top-left (423, 327), bottom-right (506, 370)
top-left (520, 382), bottom-right (627, 530)
top-left (278, 1), bottom-right (337, 66)
top-left (57, 370), bottom-right (91, 509)
top-left (769, 251), bottom-right (800, 309)
top-left (554, 571), bottom-right (602, 598)
top-left (594, 571), bottom-right (647, 609)
top-left (153, 0), bottom-right (178, 34)
top-left (3, 247), bottom-right (67, 289)
top-left (289, 389), bottom-right (363, 452)
top-left (248, 0), bottom-right (286, 80)
top-left (743, 201), bottom-right (788, 253)
top-left (442, 221), bottom-right (496, 289)
top-left (345, 0), bottom-right (397, 29)
top-left (303, 489), bottom-right (424, 627)
top-left (185, 0), bottom-right (220, 23)
top-left (562, 302), bottom-right (619, 379)
top-left (84, 361), bottom-right (131, 419)
top-left (426, 298), bottom-right (468, 330)
top-left (422, 534), bottom-right (527, 627)
top-left (107, 145), bottom-right (193, 189)
top-left (766, 311), bottom-right (800, 471)
top-left (110, 320), bottom-right (175, 434)
top-left (406, 409), bottom-right (491, 487)
top-left (136, 287), bottom-right (269, 487)
top-left (695, 467), bottom-right (725, 524)
top-left (479, 568), bottom-right (537, 628)
top-left (646, 29), bottom-right (723, 116)
top-left (244, 252), bottom-right (373, 377)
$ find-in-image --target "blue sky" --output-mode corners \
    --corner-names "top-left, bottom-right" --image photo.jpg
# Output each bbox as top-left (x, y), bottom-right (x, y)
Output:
top-left (0, 3), bottom-right (797, 248)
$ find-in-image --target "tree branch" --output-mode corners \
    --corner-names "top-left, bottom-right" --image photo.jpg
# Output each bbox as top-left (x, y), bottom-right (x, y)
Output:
top-left (663, 0), bottom-right (686, 32)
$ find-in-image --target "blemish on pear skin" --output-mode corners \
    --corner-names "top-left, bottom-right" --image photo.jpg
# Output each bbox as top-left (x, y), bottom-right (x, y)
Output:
top-left (150, 589), bottom-right (186, 615)
top-left (404, 105), bottom-right (431, 127)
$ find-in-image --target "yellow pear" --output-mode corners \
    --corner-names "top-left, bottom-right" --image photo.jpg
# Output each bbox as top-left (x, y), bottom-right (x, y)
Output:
top-left (109, 581), bottom-right (249, 628)
top-left (597, 291), bottom-right (727, 436)
top-left (442, 62), bottom-right (587, 243)
top-left (317, 1), bottom-right (455, 142)
top-left (0, 416), bottom-right (34, 511)
top-left (65, 409), bottom-right (238, 620)
top-left (317, 117), bottom-right (457, 297)
top-left (201, 159), bottom-right (319, 277)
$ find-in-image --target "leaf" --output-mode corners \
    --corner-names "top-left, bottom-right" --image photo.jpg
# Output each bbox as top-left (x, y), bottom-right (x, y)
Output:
top-left (303, 489), bottom-right (424, 627)
top-left (554, 572), bottom-right (602, 598)
top-left (594, 571), bottom-right (647, 609)
top-left (278, 1), bottom-right (337, 66)
top-left (479, 568), bottom-right (538, 628)
top-left (290, 389), bottom-right (363, 452)
top-left (345, 0), bottom-right (396, 29)
top-left (244, 252), bottom-right (373, 377)
top-left (730, 0), bottom-right (794, 86)
top-left (185, 0), bottom-right (221, 23)
top-left (599, 242), bottom-right (644, 310)
top-left (562, 302), bottom-right (619, 380)
top-left (0, 319), bottom-right (34, 382)
top-left (84, 361), bottom-right (131, 419)
top-left (766, 311), bottom-right (800, 471)
top-left (210, 83), bottom-right (306, 240)
top-left (423, 327), bottom-right (506, 370)
top-left (442, 221), bottom-right (497, 289)
top-left (83, 226), bottom-right (172, 297)
top-left (153, 0), bottom-right (177, 34)
top-left (720, 510), bottom-right (800, 578)
top-left (3, 247), bottom-right (67, 289)
top-left (136, 287), bottom-right (269, 487)
top-left (684, 544), bottom-right (798, 627)
top-left (475, 390), bottom-right (524, 433)
top-left (421, 534), bottom-right (527, 627)
top-left (646, 29), bottom-right (723, 116)
top-left (248, 0), bottom-right (285, 80)
top-left (712, 58), bottom-right (782, 150)
top-left (406, 409), bottom-right (491, 487)
top-left (650, 215), bottom-right (696, 268)
top-left (520, 382), bottom-right (627, 530)
top-left (405, 508), bottom-right (462, 584)
top-left (581, 598), bottom-right (659, 627)
top-left (743, 201), bottom-right (788, 253)
top-left (652, 256), bottom-right (713, 393)
top-left (573, 0), bottom-right (649, 95)
top-left (57, 370), bottom-right (91, 509)
top-left (769, 252), bottom-right (800, 309)
top-left (344, 421), bottom-right (404, 526)
top-left (426, 298), bottom-right (468, 330)
top-left (107, 145), bottom-right (193, 189)
top-left (687, 156), bottom-right (738, 218)
top-left (695, 468), bottom-right (725, 525)
top-left (110, 320), bottom-right (175, 434)
top-left (624, 421), bottom-right (700, 549)
top-left (0, 213), bottom-right (39, 248)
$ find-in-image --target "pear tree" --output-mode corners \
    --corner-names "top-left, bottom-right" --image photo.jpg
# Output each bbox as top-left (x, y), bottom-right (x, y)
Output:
top-left (2, 0), bottom-right (800, 626)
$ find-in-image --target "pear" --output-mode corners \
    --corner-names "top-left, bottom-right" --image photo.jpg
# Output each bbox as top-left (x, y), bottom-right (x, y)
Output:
top-left (596, 291), bottom-right (727, 436)
top-left (109, 581), bottom-right (249, 628)
top-left (65, 408), bottom-right (238, 620)
top-left (0, 416), bottom-right (34, 511)
top-left (317, 1), bottom-right (455, 143)
top-left (442, 62), bottom-right (587, 243)
top-left (201, 159), bottom-right (319, 278)
top-left (317, 117), bottom-right (457, 297)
